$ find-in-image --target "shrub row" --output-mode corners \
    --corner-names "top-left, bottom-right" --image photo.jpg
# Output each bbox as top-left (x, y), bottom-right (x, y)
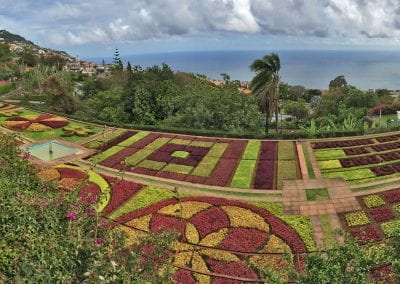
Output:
top-left (313, 139), bottom-right (373, 150)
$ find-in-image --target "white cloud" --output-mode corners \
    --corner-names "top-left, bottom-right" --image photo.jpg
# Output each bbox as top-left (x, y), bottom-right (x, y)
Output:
top-left (3, 0), bottom-right (400, 47)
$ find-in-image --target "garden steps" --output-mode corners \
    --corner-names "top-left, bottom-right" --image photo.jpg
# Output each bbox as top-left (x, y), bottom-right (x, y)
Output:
top-left (76, 159), bottom-right (283, 202)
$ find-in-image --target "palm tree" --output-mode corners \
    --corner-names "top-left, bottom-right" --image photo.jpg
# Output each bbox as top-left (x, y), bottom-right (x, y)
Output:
top-left (249, 53), bottom-right (281, 134)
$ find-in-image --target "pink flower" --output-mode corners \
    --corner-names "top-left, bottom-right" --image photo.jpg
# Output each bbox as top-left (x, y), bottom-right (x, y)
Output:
top-left (95, 237), bottom-right (105, 245)
top-left (23, 153), bottom-right (30, 160)
top-left (66, 212), bottom-right (77, 220)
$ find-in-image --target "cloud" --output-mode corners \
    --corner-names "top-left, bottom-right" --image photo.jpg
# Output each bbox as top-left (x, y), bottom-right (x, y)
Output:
top-left (2, 0), bottom-right (400, 47)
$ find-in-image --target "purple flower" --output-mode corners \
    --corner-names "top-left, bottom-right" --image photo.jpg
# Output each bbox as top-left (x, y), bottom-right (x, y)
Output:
top-left (95, 237), bottom-right (105, 245)
top-left (23, 153), bottom-right (30, 160)
top-left (66, 212), bottom-right (77, 220)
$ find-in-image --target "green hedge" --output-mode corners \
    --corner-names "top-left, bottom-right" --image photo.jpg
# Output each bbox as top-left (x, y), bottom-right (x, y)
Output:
top-left (0, 83), bottom-right (16, 95)
top-left (14, 103), bottom-right (400, 140)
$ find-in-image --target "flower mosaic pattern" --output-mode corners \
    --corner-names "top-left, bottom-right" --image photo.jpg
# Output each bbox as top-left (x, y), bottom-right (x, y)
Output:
top-left (115, 196), bottom-right (306, 281)
top-left (3, 113), bottom-right (69, 132)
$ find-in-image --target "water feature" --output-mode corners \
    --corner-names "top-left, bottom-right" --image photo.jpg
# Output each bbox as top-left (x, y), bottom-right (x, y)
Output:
top-left (25, 141), bottom-right (79, 161)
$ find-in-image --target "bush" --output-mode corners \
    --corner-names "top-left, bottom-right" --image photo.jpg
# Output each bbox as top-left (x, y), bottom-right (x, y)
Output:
top-left (0, 134), bottom-right (174, 283)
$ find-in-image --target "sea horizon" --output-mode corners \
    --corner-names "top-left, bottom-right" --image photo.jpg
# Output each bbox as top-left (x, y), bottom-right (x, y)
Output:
top-left (85, 49), bottom-right (400, 90)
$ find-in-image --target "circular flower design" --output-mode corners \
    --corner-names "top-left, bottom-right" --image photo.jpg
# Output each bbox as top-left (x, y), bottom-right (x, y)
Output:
top-left (3, 113), bottom-right (69, 132)
top-left (116, 197), bottom-right (306, 282)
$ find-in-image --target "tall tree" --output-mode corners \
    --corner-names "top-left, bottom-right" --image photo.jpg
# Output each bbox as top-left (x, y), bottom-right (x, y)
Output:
top-left (112, 48), bottom-right (123, 71)
top-left (249, 53), bottom-right (281, 133)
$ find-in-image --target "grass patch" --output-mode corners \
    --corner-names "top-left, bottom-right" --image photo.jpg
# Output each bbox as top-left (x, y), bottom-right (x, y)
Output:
top-left (84, 129), bottom-right (126, 149)
top-left (318, 160), bottom-right (342, 170)
top-left (277, 160), bottom-right (297, 190)
top-left (323, 168), bottom-right (375, 181)
top-left (278, 141), bottom-right (295, 160)
top-left (162, 164), bottom-right (193, 175)
top-left (190, 140), bottom-right (214, 147)
top-left (191, 143), bottom-right (228, 177)
top-left (319, 214), bottom-right (337, 249)
top-left (89, 146), bottom-right (124, 164)
top-left (137, 160), bottom-right (166, 171)
top-left (230, 160), bottom-right (257, 188)
top-left (241, 140), bottom-right (261, 160)
top-left (251, 201), bottom-right (316, 251)
top-left (302, 143), bottom-right (315, 178)
top-left (118, 131), bottom-right (150, 147)
top-left (171, 150), bottom-right (190, 159)
top-left (352, 180), bottom-right (400, 192)
top-left (108, 186), bottom-right (176, 220)
top-left (170, 138), bottom-right (191, 145)
top-left (314, 149), bottom-right (346, 160)
top-left (305, 188), bottom-right (330, 201)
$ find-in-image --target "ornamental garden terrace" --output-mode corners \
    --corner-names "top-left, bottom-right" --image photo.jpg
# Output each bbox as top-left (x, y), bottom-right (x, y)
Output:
top-left (1, 102), bottom-right (400, 282)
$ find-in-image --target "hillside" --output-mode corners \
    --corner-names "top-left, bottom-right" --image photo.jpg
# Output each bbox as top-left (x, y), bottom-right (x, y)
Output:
top-left (0, 30), bottom-right (33, 45)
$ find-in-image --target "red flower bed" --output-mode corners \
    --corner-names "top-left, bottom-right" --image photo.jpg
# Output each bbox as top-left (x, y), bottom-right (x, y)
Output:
top-left (223, 140), bottom-right (247, 159)
top-left (371, 265), bottom-right (393, 284)
top-left (102, 179), bottom-right (143, 216)
top-left (343, 147), bottom-right (370, 156)
top-left (115, 196), bottom-right (307, 255)
top-left (219, 228), bottom-right (268, 252)
top-left (57, 167), bottom-right (88, 179)
top-left (150, 214), bottom-right (187, 236)
top-left (370, 207), bottom-right (395, 222)
top-left (206, 158), bottom-right (238, 187)
top-left (206, 259), bottom-right (258, 280)
top-left (39, 120), bottom-right (69, 128)
top-left (350, 226), bottom-right (382, 244)
top-left (129, 167), bottom-right (158, 176)
top-left (172, 269), bottom-right (196, 284)
top-left (190, 207), bottom-right (230, 239)
top-left (371, 164), bottom-right (399, 177)
top-left (376, 134), bottom-right (400, 143)
top-left (380, 151), bottom-right (400, 162)
top-left (313, 139), bottom-right (373, 149)
top-left (185, 175), bottom-right (207, 184)
top-left (80, 183), bottom-right (101, 200)
top-left (384, 190), bottom-right (400, 203)
top-left (259, 141), bottom-right (277, 160)
top-left (148, 144), bottom-right (209, 167)
top-left (99, 131), bottom-right (137, 151)
top-left (340, 155), bottom-right (381, 168)
top-left (156, 171), bottom-right (187, 181)
top-left (212, 277), bottom-right (242, 284)
top-left (99, 133), bottom-right (159, 168)
top-left (372, 141), bottom-right (400, 152)
top-left (253, 159), bottom-right (275, 189)
top-left (205, 141), bottom-right (246, 187)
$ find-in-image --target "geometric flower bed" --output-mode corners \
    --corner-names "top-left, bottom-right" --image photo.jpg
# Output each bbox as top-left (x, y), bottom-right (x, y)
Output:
top-left (339, 188), bottom-right (400, 244)
top-left (115, 196), bottom-right (308, 282)
top-left (313, 133), bottom-right (400, 183)
top-left (3, 113), bottom-right (69, 132)
top-left (88, 131), bottom-right (283, 190)
top-left (38, 165), bottom-right (143, 215)
top-left (37, 164), bottom-right (311, 282)
top-left (61, 125), bottom-right (95, 137)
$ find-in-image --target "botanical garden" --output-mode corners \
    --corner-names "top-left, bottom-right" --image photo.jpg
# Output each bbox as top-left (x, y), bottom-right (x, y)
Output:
top-left (1, 42), bottom-right (400, 283)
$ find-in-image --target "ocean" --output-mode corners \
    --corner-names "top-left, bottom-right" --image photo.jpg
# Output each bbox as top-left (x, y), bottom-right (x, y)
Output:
top-left (86, 50), bottom-right (400, 90)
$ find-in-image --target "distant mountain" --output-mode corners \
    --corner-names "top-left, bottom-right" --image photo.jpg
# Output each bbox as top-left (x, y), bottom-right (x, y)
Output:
top-left (0, 30), bottom-right (72, 60)
top-left (0, 30), bottom-right (33, 45)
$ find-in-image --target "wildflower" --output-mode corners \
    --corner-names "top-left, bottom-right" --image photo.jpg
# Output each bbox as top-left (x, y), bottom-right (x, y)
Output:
top-left (95, 237), bottom-right (106, 245)
top-left (66, 212), bottom-right (77, 220)
top-left (23, 152), bottom-right (30, 160)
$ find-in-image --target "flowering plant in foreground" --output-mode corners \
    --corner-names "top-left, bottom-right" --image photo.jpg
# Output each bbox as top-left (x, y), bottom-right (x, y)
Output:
top-left (0, 134), bottom-right (174, 283)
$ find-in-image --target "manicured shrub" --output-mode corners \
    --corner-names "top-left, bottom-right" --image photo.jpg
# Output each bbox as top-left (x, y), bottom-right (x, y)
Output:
top-left (370, 207), bottom-right (395, 223)
top-left (363, 195), bottom-right (385, 208)
top-left (345, 211), bottom-right (370, 227)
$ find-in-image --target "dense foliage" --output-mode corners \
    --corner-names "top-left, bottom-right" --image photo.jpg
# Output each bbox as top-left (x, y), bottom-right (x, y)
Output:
top-left (75, 65), bottom-right (264, 134)
top-left (0, 134), bottom-right (174, 283)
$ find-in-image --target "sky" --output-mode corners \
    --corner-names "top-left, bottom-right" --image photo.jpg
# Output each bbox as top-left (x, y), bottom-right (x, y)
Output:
top-left (2, 0), bottom-right (400, 57)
